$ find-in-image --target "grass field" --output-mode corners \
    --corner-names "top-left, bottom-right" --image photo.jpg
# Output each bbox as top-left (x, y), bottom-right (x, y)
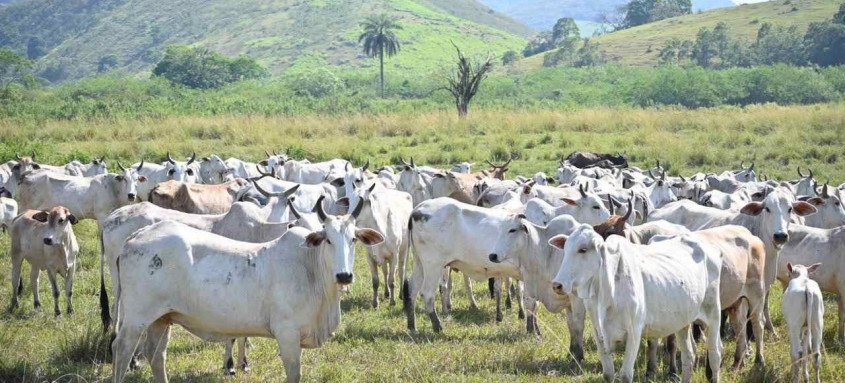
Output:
top-left (2, 103), bottom-right (845, 382)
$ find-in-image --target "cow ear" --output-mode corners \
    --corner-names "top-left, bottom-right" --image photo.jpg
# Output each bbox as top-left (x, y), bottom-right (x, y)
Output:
top-left (302, 231), bottom-right (327, 248)
top-left (32, 211), bottom-right (49, 223)
top-left (793, 201), bottom-right (818, 217)
top-left (561, 198), bottom-right (577, 206)
top-left (807, 197), bottom-right (825, 206)
top-left (548, 234), bottom-right (568, 250)
top-left (259, 160), bottom-right (269, 166)
top-left (68, 214), bottom-right (78, 225)
top-left (138, 175), bottom-right (147, 183)
top-left (739, 202), bottom-right (764, 216)
top-left (786, 262), bottom-right (794, 274)
top-left (31, 163), bottom-right (40, 170)
top-left (807, 263), bottom-right (822, 274)
top-left (115, 175), bottom-right (125, 182)
top-left (329, 178), bottom-right (345, 187)
top-left (356, 228), bottom-right (385, 246)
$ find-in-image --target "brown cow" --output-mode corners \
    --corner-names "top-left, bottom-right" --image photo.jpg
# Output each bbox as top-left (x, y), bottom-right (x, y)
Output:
top-left (149, 179), bottom-right (251, 214)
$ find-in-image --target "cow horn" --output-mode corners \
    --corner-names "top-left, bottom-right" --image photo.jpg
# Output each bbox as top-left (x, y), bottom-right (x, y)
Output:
top-left (265, 150), bottom-right (272, 158)
top-left (400, 158), bottom-right (410, 167)
top-left (823, 182), bottom-right (830, 198)
top-left (31, 152), bottom-right (35, 161)
top-left (485, 160), bottom-right (495, 168)
top-left (15, 153), bottom-right (21, 161)
top-left (648, 169), bottom-right (655, 179)
top-left (410, 157), bottom-right (415, 168)
top-left (656, 159), bottom-right (661, 169)
top-left (186, 152), bottom-right (196, 165)
top-left (749, 162), bottom-right (755, 171)
top-left (798, 166), bottom-right (806, 178)
top-left (741, 161), bottom-right (746, 170)
top-left (608, 198), bottom-right (615, 215)
top-left (100, 155), bottom-right (106, 163)
top-left (255, 164), bottom-right (275, 178)
top-left (368, 182), bottom-right (376, 193)
top-left (622, 198), bottom-right (633, 221)
top-left (117, 162), bottom-right (126, 172)
top-left (679, 175), bottom-right (686, 183)
top-left (166, 152), bottom-right (175, 164)
top-left (314, 195), bottom-right (328, 222)
top-left (287, 199), bottom-right (302, 220)
top-left (136, 160), bottom-right (145, 171)
top-left (503, 158), bottom-right (512, 168)
top-left (579, 184), bottom-right (587, 198)
top-left (350, 199), bottom-right (365, 219)
top-left (362, 159), bottom-right (370, 173)
top-left (661, 169), bottom-right (666, 180)
top-left (345, 162), bottom-right (350, 172)
top-left (273, 149), bottom-right (279, 156)
top-left (253, 180), bottom-right (299, 199)
top-left (808, 168), bottom-right (814, 179)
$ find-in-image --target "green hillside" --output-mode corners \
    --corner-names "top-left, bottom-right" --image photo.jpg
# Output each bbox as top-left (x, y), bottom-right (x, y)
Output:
top-left (0, 0), bottom-right (529, 82)
top-left (517, 0), bottom-right (842, 68)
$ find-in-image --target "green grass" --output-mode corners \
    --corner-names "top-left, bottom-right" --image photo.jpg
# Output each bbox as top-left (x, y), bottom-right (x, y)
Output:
top-left (516, 0), bottom-right (843, 69)
top-left (2, 104), bottom-right (845, 381)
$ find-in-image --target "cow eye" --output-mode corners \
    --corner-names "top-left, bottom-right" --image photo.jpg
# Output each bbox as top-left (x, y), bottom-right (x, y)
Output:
top-left (352, 238), bottom-right (358, 243)
top-left (508, 228), bottom-right (517, 233)
top-left (12, 164), bottom-right (19, 170)
top-left (578, 248), bottom-right (587, 253)
top-left (788, 207), bottom-right (793, 213)
top-left (58, 218), bottom-right (64, 223)
top-left (326, 239), bottom-right (332, 245)
top-left (764, 207), bottom-right (770, 213)
top-left (116, 175), bottom-right (125, 181)
top-left (593, 206), bottom-right (600, 210)
top-left (168, 169), bottom-right (176, 175)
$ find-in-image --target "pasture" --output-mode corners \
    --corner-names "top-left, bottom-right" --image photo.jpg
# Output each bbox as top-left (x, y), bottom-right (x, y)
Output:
top-left (1, 103), bottom-right (845, 382)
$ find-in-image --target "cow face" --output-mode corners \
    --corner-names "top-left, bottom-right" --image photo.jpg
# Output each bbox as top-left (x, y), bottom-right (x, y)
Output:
top-left (33, 207), bottom-right (77, 249)
top-left (550, 224), bottom-right (604, 300)
top-left (88, 158), bottom-right (108, 176)
top-left (804, 187), bottom-right (845, 228)
top-left (732, 162), bottom-right (756, 183)
top-left (488, 216), bottom-right (531, 265)
top-left (303, 197), bottom-right (384, 285)
top-left (648, 177), bottom-right (677, 209)
top-left (740, 187), bottom-right (816, 248)
top-left (560, 186), bottom-right (612, 225)
top-left (114, 167), bottom-right (146, 202)
top-left (199, 155), bottom-right (230, 184)
top-left (451, 162), bottom-right (473, 174)
top-left (263, 152), bottom-right (288, 174)
top-left (556, 163), bottom-right (580, 184)
top-left (11, 155), bottom-right (40, 181)
top-left (397, 166), bottom-right (430, 205)
top-left (342, 163), bottom-right (369, 210)
top-left (164, 152), bottom-right (197, 183)
top-left (786, 262), bottom-right (821, 280)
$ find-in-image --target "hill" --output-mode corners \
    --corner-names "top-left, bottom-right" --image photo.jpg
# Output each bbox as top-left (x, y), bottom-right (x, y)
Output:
top-left (516, 0), bottom-right (841, 68)
top-left (479, 0), bottom-right (737, 32)
top-left (0, 0), bottom-right (530, 82)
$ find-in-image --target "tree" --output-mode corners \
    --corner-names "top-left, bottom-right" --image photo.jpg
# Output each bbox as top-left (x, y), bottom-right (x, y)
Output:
top-left (98, 54), bottom-right (119, 73)
top-left (358, 14), bottom-right (401, 98)
top-left (574, 38), bottom-right (606, 67)
top-left (552, 17), bottom-right (580, 45)
top-left (501, 50), bottom-right (518, 66)
top-left (152, 45), bottom-right (267, 89)
top-left (444, 43), bottom-right (493, 118)
top-left (658, 37), bottom-right (692, 65)
top-left (622, 0), bottom-right (692, 28)
top-left (26, 36), bottom-right (46, 60)
top-left (752, 24), bottom-right (806, 66)
top-left (835, 3), bottom-right (845, 24)
top-left (803, 5), bottom-right (845, 67)
top-left (0, 48), bottom-right (33, 87)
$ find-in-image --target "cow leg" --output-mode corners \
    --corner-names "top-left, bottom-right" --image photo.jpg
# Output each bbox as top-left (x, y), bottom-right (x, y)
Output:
top-left (9, 256), bottom-right (22, 310)
top-left (803, 330), bottom-right (811, 383)
top-left (494, 279), bottom-right (503, 323)
top-left (567, 297), bottom-right (586, 362)
top-left (749, 298), bottom-right (765, 367)
top-left (384, 260), bottom-right (396, 306)
top-left (143, 318), bottom-right (171, 383)
top-left (275, 332), bottom-right (302, 383)
top-left (763, 290), bottom-right (777, 337)
top-left (403, 263), bottom-right (426, 331)
top-left (64, 267), bottom-right (74, 315)
top-left (591, 321), bottom-right (615, 382)
top-left (439, 268), bottom-right (452, 315)
top-left (705, 312), bottom-right (723, 383)
top-left (223, 340), bottom-right (236, 375)
top-left (419, 263), bottom-right (444, 332)
top-left (838, 296), bottom-right (845, 344)
top-left (46, 269), bottom-right (61, 317)
top-left (397, 238), bottom-right (409, 302)
top-left (666, 334), bottom-right (678, 379)
top-left (463, 274), bottom-right (478, 309)
top-left (30, 267), bottom-right (41, 311)
top-left (112, 323), bottom-right (145, 383)
top-left (728, 303), bottom-right (748, 369)
top-left (788, 325), bottom-right (803, 383)
top-left (620, 325), bottom-right (643, 383)
top-left (677, 326), bottom-right (694, 383)
top-left (504, 277), bottom-right (512, 310)
top-left (645, 340), bottom-right (658, 380)
top-left (516, 281), bottom-right (525, 320)
top-left (812, 331), bottom-right (822, 383)
top-left (238, 338), bottom-right (249, 372)
top-left (368, 258), bottom-right (380, 308)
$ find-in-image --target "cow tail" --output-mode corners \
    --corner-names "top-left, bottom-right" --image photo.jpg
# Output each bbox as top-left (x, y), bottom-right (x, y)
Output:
top-left (401, 215), bottom-right (414, 304)
top-left (99, 228), bottom-right (111, 332)
top-left (641, 196), bottom-right (649, 223)
top-left (805, 288), bottom-right (813, 354)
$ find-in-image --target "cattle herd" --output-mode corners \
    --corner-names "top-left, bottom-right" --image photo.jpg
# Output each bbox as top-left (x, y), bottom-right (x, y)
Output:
top-left (1, 150), bottom-right (842, 383)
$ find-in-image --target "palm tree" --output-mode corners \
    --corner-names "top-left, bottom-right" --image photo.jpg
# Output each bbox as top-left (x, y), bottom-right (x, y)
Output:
top-left (359, 14), bottom-right (401, 98)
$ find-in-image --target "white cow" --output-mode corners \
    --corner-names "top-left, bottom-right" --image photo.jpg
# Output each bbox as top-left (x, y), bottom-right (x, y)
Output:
top-left (277, 158), bottom-right (349, 184)
top-left (802, 184), bottom-right (845, 229)
top-left (9, 207), bottom-right (79, 317)
top-left (15, 166), bottom-right (145, 222)
top-left (198, 154), bottom-right (235, 184)
top-left (523, 185), bottom-right (611, 226)
top-left (64, 157), bottom-right (108, 177)
top-left (451, 162), bottom-right (473, 173)
top-left (111, 198), bottom-right (384, 383)
top-left (0, 196), bottom-right (18, 230)
top-left (551, 225), bottom-right (722, 383)
top-left (132, 152), bottom-right (198, 201)
top-left (782, 263), bottom-right (823, 383)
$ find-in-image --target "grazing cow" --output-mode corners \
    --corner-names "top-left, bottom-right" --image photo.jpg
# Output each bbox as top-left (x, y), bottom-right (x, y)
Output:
top-left (277, 158), bottom-right (349, 184)
top-left (802, 183), bottom-right (845, 229)
top-left (564, 151), bottom-right (628, 169)
top-left (100, 200), bottom-right (297, 374)
top-left (15, 165), bottom-right (145, 221)
top-left (782, 263), bottom-right (823, 383)
top-left (775, 224), bottom-right (845, 342)
top-left (706, 174), bottom-right (745, 194)
top-left (64, 157), bottom-right (108, 177)
top-left (428, 171), bottom-right (485, 204)
top-left (404, 198), bottom-right (520, 332)
top-left (133, 153), bottom-right (199, 201)
top-left (551, 225), bottom-right (722, 383)
top-left (0, 196), bottom-right (18, 230)
top-left (591, 201), bottom-right (690, 245)
top-left (149, 178), bottom-right (251, 214)
top-left (9, 207), bottom-right (79, 316)
top-left (110, 198), bottom-right (384, 383)
top-left (523, 185), bottom-right (610, 226)
top-left (487, 214), bottom-right (587, 358)
top-left (198, 155), bottom-right (235, 184)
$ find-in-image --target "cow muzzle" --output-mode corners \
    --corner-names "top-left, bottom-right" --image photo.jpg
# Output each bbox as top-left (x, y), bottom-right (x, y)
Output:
top-left (552, 282), bottom-right (565, 296)
top-left (336, 272), bottom-right (353, 285)
top-left (773, 232), bottom-right (788, 246)
top-left (43, 237), bottom-right (54, 246)
top-left (128, 193), bottom-right (136, 201)
top-left (488, 253), bottom-right (500, 263)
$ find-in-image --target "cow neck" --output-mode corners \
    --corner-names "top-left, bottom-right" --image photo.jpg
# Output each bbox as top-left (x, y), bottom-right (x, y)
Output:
top-left (296, 234), bottom-right (342, 347)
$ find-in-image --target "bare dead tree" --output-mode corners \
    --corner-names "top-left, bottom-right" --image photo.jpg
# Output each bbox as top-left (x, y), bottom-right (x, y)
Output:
top-left (445, 42), bottom-right (493, 118)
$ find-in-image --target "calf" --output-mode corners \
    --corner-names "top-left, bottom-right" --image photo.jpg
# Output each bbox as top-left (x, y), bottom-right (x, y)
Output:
top-left (149, 178), bottom-right (251, 214)
top-left (551, 225), bottom-right (722, 383)
top-left (9, 207), bottom-right (79, 316)
top-left (782, 263), bottom-right (823, 383)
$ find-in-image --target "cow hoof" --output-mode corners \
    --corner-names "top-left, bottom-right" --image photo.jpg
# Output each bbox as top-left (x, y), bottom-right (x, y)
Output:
top-left (66, 308), bottom-right (74, 315)
top-left (495, 313), bottom-right (503, 323)
top-left (389, 299), bottom-right (396, 306)
top-left (505, 298), bottom-right (512, 310)
top-left (240, 360), bottom-right (250, 372)
top-left (54, 311), bottom-right (62, 318)
top-left (372, 300), bottom-right (379, 309)
top-left (224, 368), bottom-right (235, 376)
top-left (518, 309), bottom-right (525, 320)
